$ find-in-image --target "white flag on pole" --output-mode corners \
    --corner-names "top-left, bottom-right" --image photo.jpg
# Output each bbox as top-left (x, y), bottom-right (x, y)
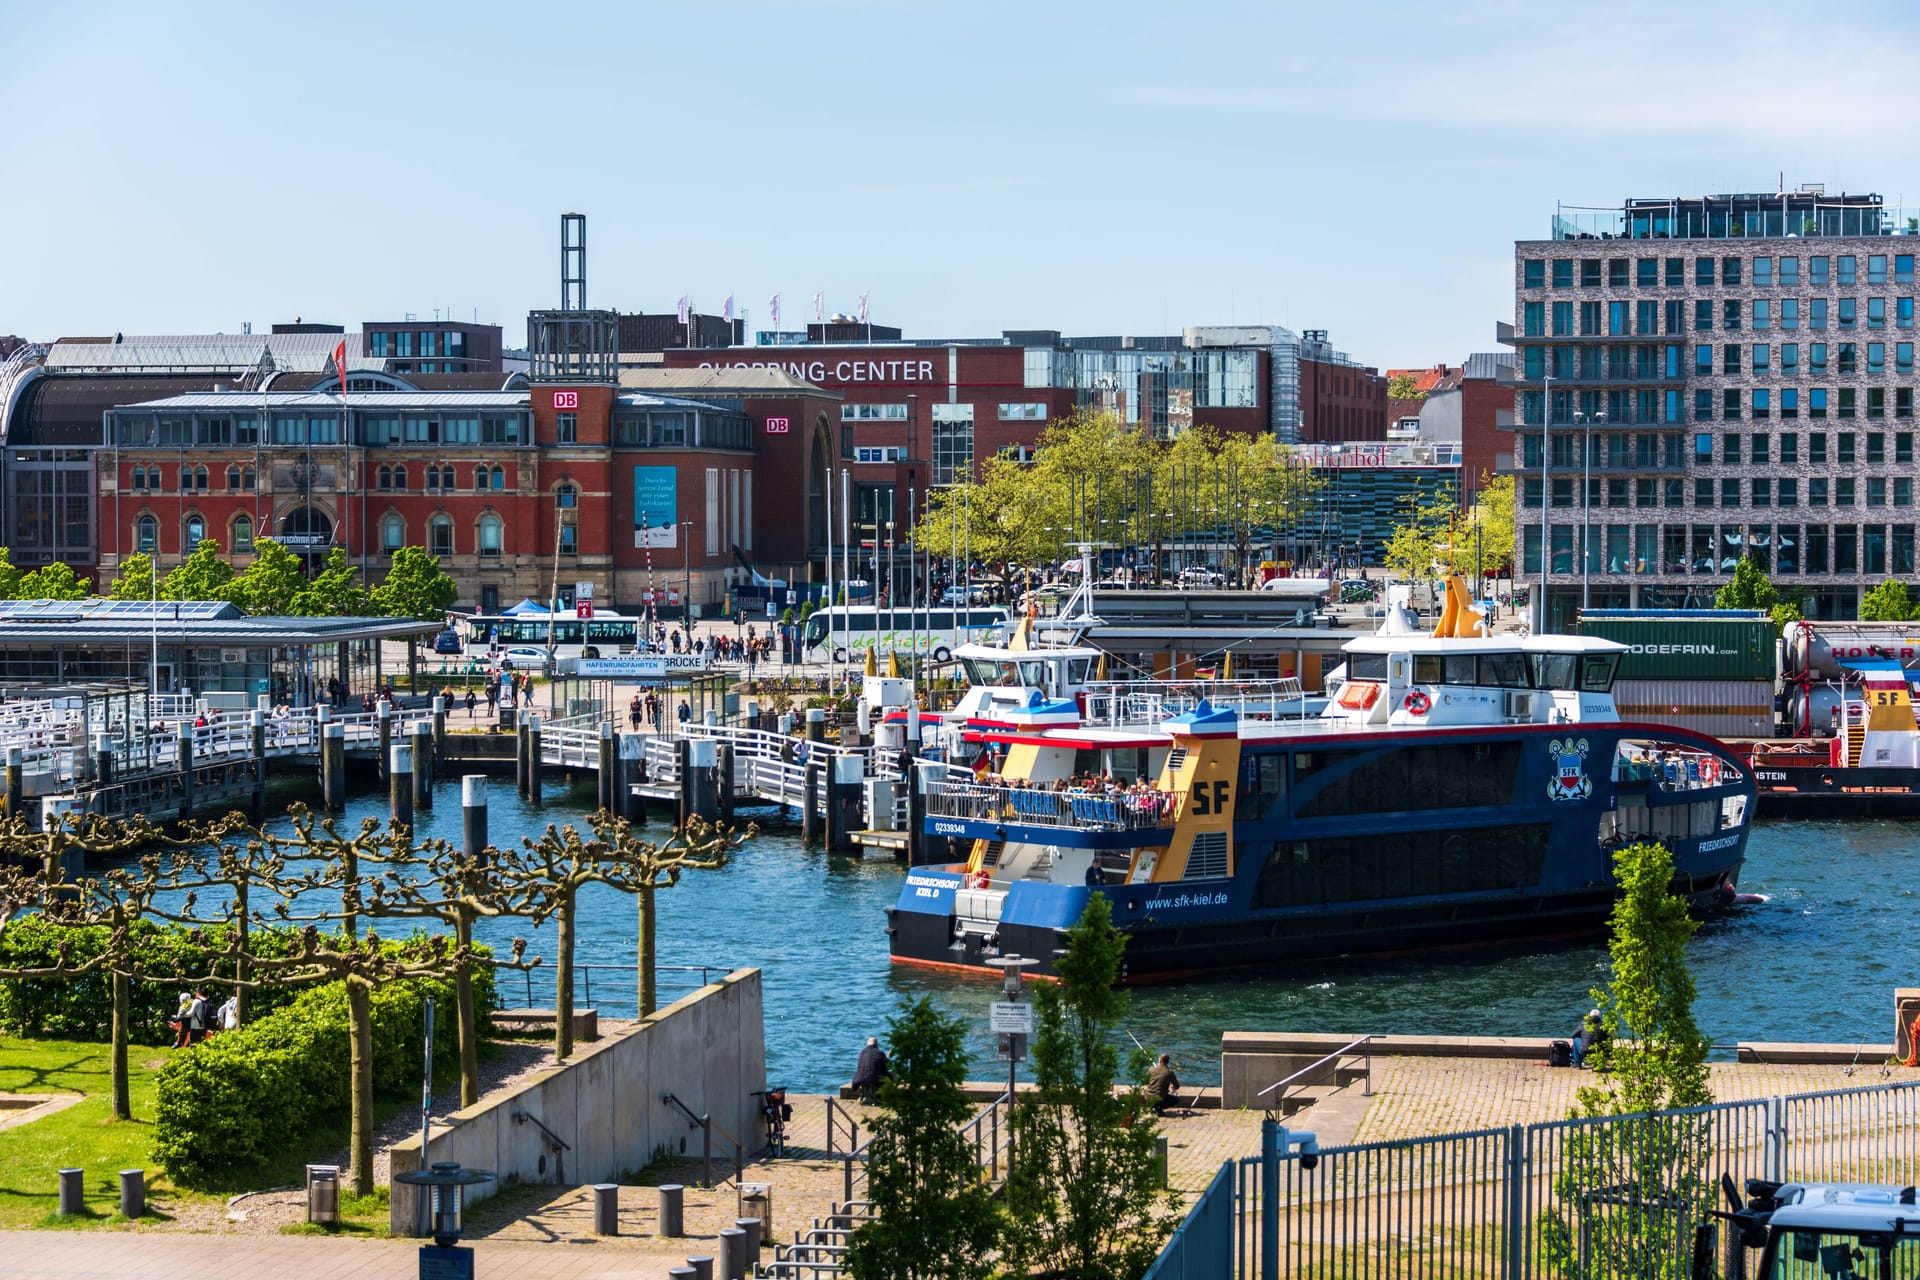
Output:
top-left (813, 291), bottom-right (824, 322)
top-left (858, 292), bottom-right (870, 324)
top-left (723, 294), bottom-right (734, 323)
top-left (769, 293), bottom-right (781, 327)
top-left (677, 295), bottom-right (689, 324)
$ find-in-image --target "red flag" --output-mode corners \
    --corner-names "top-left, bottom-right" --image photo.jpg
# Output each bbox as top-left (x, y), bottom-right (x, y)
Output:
top-left (332, 339), bottom-right (348, 396)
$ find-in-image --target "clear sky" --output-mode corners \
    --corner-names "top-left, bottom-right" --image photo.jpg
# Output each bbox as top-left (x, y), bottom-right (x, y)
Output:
top-left (6, 0), bottom-right (1920, 367)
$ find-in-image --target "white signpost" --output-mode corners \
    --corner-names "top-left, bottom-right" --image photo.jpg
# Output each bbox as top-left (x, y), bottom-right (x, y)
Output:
top-left (989, 1001), bottom-right (1034, 1036)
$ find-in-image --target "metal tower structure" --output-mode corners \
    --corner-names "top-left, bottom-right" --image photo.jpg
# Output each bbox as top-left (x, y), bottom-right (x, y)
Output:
top-left (561, 213), bottom-right (586, 311)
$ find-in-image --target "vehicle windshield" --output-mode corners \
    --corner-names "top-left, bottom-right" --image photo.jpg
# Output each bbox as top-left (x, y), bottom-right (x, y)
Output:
top-left (1766, 1229), bottom-right (1920, 1278)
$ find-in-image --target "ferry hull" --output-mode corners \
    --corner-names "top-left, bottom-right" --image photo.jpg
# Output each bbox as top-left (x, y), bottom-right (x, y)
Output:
top-left (889, 861), bottom-right (1745, 983)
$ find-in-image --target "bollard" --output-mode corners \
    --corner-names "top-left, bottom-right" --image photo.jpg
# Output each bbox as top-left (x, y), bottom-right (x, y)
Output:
top-left (177, 723), bottom-right (195, 820)
top-left (658, 1183), bottom-right (685, 1236)
top-left (462, 775), bottom-right (488, 867)
top-left (718, 1226), bottom-right (747, 1280)
top-left (92, 733), bottom-right (114, 789)
top-left (526, 714), bottom-right (543, 806)
top-left (805, 707), bottom-right (825, 743)
top-left (801, 762), bottom-right (821, 843)
top-left (431, 695), bottom-right (447, 762)
top-left (118, 1168), bottom-right (145, 1219)
top-left (618, 732), bottom-right (646, 824)
top-left (248, 708), bottom-right (266, 793)
top-left (667, 1269), bottom-right (696, 1280)
top-left (1156, 1134), bottom-right (1170, 1188)
top-left (591, 1183), bottom-right (618, 1235)
top-left (716, 742), bottom-right (735, 823)
top-left (905, 756), bottom-right (926, 865)
top-left (322, 723), bottom-right (346, 810)
top-left (410, 722), bottom-right (433, 810)
top-left (675, 737), bottom-right (694, 824)
top-left (598, 723), bottom-right (616, 814)
top-left (826, 753), bottom-right (864, 854)
top-left (684, 1256), bottom-right (714, 1280)
top-left (56, 1167), bottom-right (83, 1217)
top-left (684, 739), bottom-right (717, 822)
top-left (734, 1215), bottom-right (763, 1258)
top-left (377, 701), bottom-right (393, 780)
top-left (390, 743), bottom-right (414, 827)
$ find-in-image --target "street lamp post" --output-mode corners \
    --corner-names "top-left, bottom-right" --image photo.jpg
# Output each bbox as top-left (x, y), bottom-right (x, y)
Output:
top-left (681, 520), bottom-right (694, 638)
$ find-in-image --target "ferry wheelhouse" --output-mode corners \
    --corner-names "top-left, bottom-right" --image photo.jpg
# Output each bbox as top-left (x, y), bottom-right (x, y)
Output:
top-left (889, 620), bottom-right (1755, 981)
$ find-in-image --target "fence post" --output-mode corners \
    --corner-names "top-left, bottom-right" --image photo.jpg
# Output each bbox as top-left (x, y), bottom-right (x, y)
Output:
top-left (1260, 1118), bottom-right (1279, 1280)
top-left (1766, 1094), bottom-right (1786, 1183)
top-left (1506, 1124), bottom-right (1526, 1280)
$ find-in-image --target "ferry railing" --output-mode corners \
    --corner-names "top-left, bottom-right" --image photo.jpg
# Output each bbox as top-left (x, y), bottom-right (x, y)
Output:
top-left (923, 780), bottom-right (1174, 831)
top-left (1082, 678), bottom-right (1311, 728)
top-left (1254, 1034), bottom-right (1374, 1119)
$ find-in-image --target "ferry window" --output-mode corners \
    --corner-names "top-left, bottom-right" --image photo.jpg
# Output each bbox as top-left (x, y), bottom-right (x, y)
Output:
top-left (1444, 655), bottom-right (1479, 684)
top-left (1019, 662), bottom-right (1046, 686)
top-left (1252, 824), bottom-right (1549, 909)
top-left (1530, 654), bottom-right (1580, 690)
top-left (1580, 654), bottom-right (1619, 692)
top-left (1237, 754), bottom-right (1288, 822)
top-left (1414, 655), bottom-right (1445, 684)
top-left (1479, 653), bottom-right (1531, 687)
top-left (1068, 659), bottom-right (1091, 684)
top-left (1296, 744), bottom-right (1522, 818)
top-left (1347, 653), bottom-right (1389, 681)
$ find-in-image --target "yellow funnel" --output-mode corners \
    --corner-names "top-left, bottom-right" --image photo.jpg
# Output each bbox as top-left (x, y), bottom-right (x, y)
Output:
top-left (1095, 653), bottom-right (1108, 680)
top-left (1223, 650), bottom-right (1235, 679)
top-left (887, 650), bottom-right (902, 678)
top-left (864, 647), bottom-right (877, 677)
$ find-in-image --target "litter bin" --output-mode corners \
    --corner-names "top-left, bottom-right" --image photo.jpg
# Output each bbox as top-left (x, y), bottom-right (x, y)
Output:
top-left (739, 1181), bottom-right (773, 1240)
top-left (306, 1164), bottom-right (340, 1225)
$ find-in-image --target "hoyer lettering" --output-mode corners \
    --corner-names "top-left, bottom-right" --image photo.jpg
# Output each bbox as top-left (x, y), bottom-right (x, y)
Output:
top-left (697, 358), bottom-right (937, 385)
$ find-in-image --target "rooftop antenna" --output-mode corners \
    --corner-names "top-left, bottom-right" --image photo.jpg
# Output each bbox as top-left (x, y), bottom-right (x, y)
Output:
top-left (561, 213), bottom-right (586, 311)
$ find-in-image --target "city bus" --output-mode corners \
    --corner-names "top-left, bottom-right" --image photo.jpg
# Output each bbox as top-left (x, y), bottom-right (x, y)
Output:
top-left (460, 611), bottom-right (644, 657)
top-left (802, 606), bottom-right (1012, 663)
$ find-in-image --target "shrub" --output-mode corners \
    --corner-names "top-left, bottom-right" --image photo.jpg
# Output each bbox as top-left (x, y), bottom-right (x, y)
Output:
top-left (152, 971), bottom-right (483, 1189)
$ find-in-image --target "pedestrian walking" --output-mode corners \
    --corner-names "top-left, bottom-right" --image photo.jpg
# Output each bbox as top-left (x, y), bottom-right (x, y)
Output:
top-left (465, 689), bottom-right (478, 718)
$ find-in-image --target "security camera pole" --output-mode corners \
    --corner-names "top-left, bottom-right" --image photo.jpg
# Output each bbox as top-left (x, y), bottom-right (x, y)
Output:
top-left (1260, 1119), bottom-right (1319, 1278)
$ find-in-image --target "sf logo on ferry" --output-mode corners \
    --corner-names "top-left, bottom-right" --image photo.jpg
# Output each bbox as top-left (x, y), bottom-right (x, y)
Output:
top-left (1548, 737), bottom-right (1592, 802)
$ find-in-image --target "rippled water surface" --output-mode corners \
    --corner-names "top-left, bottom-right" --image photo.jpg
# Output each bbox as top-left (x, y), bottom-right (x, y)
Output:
top-left (161, 782), bottom-right (1920, 1091)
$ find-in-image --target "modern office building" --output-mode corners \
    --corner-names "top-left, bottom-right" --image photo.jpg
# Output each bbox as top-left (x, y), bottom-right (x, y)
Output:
top-left (1280, 442), bottom-right (1463, 566)
top-left (1510, 188), bottom-right (1920, 630)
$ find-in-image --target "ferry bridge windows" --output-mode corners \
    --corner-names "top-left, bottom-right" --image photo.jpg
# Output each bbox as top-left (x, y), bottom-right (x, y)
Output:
top-left (1237, 754), bottom-right (1288, 822)
top-left (1294, 742), bottom-right (1522, 818)
top-left (1250, 824), bottom-right (1551, 910)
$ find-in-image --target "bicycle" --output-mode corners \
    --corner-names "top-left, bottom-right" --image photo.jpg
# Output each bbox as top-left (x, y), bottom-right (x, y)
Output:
top-left (752, 1087), bottom-right (793, 1157)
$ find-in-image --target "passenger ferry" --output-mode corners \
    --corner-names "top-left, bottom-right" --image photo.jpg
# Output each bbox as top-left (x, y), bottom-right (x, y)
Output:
top-left (888, 582), bottom-right (1756, 981)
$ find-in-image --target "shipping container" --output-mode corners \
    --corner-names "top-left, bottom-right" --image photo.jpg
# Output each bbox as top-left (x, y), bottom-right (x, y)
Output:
top-left (1578, 610), bottom-right (1777, 682)
top-left (1613, 678), bottom-right (1775, 739)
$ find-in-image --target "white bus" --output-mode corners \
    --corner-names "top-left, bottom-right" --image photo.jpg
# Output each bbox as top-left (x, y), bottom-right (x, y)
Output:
top-left (461, 610), bottom-right (645, 658)
top-left (802, 606), bottom-right (1012, 663)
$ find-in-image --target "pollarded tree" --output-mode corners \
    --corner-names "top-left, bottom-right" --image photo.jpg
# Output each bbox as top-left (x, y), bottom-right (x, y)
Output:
top-left (846, 997), bottom-right (1003, 1280)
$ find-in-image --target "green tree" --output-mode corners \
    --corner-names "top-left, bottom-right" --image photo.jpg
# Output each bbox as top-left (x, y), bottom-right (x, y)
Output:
top-left (290, 548), bottom-right (368, 616)
top-left (1540, 841), bottom-right (1714, 1276)
top-left (160, 539), bottom-right (235, 602)
top-left (846, 998), bottom-right (1003, 1280)
top-left (1859, 578), bottom-right (1917, 622)
top-left (0, 547), bottom-right (23, 600)
top-left (369, 546), bottom-right (459, 620)
top-left (1003, 895), bottom-right (1177, 1280)
top-left (1381, 484), bottom-right (1459, 583)
top-left (17, 562), bottom-right (89, 600)
top-left (1386, 373), bottom-right (1429, 401)
top-left (231, 538), bottom-right (307, 615)
top-left (1463, 473), bottom-right (1516, 578)
top-left (1714, 557), bottom-right (1802, 632)
top-left (105, 552), bottom-right (157, 601)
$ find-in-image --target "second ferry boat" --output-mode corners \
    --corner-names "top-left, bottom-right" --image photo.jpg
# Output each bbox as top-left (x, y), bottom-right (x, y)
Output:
top-left (888, 581), bottom-right (1757, 981)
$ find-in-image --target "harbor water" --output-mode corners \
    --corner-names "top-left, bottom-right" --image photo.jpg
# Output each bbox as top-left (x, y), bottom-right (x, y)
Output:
top-left (167, 779), bottom-right (1917, 1091)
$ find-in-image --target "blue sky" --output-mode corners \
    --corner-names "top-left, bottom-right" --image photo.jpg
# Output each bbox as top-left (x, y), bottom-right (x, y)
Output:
top-left (5, 0), bottom-right (1919, 366)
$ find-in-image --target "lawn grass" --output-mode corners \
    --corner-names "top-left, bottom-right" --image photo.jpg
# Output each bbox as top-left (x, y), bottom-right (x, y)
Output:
top-left (0, 1036), bottom-right (436, 1231)
top-left (0, 1035), bottom-right (217, 1229)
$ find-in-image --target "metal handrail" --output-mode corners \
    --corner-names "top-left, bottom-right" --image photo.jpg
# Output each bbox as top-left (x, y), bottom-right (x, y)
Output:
top-left (958, 1090), bottom-right (1014, 1185)
top-left (1255, 1034), bottom-right (1375, 1115)
top-left (507, 962), bottom-right (733, 1014)
top-left (924, 780), bottom-right (1174, 831)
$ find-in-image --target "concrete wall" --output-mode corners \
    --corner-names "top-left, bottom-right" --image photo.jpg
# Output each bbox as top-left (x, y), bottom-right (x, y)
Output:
top-left (389, 969), bottom-right (765, 1234)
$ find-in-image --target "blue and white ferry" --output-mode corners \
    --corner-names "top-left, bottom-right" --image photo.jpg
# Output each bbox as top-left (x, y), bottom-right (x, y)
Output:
top-left (888, 607), bottom-right (1756, 981)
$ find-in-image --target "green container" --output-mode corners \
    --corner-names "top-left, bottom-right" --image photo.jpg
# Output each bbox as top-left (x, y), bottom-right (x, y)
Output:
top-left (1578, 614), bottom-right (1777, 682)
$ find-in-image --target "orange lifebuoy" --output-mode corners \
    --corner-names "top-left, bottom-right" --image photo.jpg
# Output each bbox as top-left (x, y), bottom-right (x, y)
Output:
top-left (1701, 757), bottom-right (1720, 784)
top-left (1403, 690), bottom-right (1432, 715)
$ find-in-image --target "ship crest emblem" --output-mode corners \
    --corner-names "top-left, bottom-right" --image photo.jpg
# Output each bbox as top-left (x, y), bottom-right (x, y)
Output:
top-left (1548, 736), bottom-right (1592, 801)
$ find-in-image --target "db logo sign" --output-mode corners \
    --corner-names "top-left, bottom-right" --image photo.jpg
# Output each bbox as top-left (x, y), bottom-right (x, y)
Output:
top-left (765, 416), bottom-right (790, 434)
top-left (553, 391), bottom-right (579, 410)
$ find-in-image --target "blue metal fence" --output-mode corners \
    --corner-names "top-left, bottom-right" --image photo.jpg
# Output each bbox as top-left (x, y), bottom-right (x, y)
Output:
top-left (1143, 1161), bottom-right (1235, 1280)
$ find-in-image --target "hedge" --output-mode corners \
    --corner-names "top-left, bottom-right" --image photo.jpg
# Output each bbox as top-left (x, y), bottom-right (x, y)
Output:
top-left (152, 967), bottom-right (493, 1189)
top-left (0, 918), bottom-right (310, 1043)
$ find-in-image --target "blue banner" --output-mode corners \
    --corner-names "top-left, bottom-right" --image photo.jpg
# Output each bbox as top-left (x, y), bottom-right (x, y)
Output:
top-left (633, 466), bottom-right (678, 548)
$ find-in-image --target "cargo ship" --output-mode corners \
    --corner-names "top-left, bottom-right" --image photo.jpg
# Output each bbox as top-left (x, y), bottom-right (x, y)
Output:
top-left (888, 588), bottom-right (1756, 981)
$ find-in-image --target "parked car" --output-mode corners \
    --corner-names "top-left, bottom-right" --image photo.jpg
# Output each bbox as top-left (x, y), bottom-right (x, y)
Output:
top-left (940, 585), bottom-right (990, 604)
top-left (1178, 567), bottom-right (1226, 588)
top-left (496, 647), bottom-right (553, 672)
top-left (432, 630), bottom-right (463, 654)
